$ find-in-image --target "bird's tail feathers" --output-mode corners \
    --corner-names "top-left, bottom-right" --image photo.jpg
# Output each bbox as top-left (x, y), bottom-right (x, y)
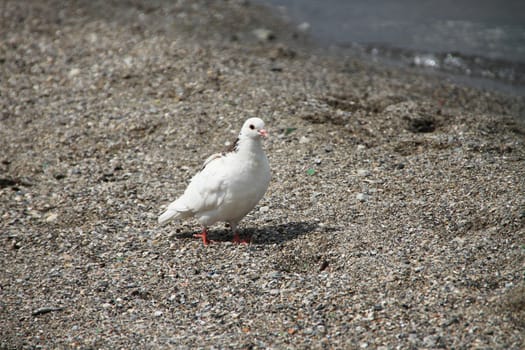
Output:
top-left (158, 209), bottom-right (181, 225)
top-left (158, 201), bottom-right (191, 225)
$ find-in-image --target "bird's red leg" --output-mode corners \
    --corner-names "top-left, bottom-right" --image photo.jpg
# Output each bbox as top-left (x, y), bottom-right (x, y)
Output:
top-left (233, 231), bottom-right (251, 245)
top-left (193, 227), bottom-right (211, 246)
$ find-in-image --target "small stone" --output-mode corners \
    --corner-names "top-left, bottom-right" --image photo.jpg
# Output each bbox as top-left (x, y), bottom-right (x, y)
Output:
top-left (303, 327), bottom-right (313, 335)
top-left (324, 144), bottom-right (333, 152)
top-left (87, 33), bottom-right (98, 43)
top-left (297, 22), bottom-right (310, 32)
top-left (357, 169), bottom-right (371, 177)
top-left (395, 163), bottom-right (405, 169)
top-left (442, 316), bottom-right (460, 328)
top-left (299, 136), bottom-right (310, 144)
top-left (252, 28), bottom-right (275, 41)
top-left (123, 56), bottom-right (133, 66)
top-left (452, 237), bottom-right (465, 245)
top-left (154, 310), bottom-right (163, 317)
top-left (268, 271), bottom-right (282, 279)
top-left (468, 326), bottom-right (479, 334)
top-left (68, 68), bottom-right (80, 78)
top-left (408, 333), bottom-right (419, 344)
top-left (45, 213), bottom-right (58, 223)
top-left (423, 335), bottom-right (438, 347)
top-left (314, 158), bottom-right (322, 165)
top-left (29, 210), bottom-right (41, 218)
top-left (356, 144), bottom-right (366, 152)
top-left (70, 167), bottom-right (82, 175)
top-left (259, 206), bottom-right (269, 213)
top-left (356, 193), bottom-right (369, 202)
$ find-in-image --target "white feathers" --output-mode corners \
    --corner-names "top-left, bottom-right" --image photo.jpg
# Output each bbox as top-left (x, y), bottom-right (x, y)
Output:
top-left (158, 118), bottom-right (271, 233)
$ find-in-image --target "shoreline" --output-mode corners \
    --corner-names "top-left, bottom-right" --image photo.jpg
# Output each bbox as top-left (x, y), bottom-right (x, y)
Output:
top-left (254, 0), bottom-right (525, 96)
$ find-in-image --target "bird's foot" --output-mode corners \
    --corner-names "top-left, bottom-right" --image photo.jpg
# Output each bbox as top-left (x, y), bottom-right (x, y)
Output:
top-left (193, 229), bottom-right (211, 246)
top-left (233, 232), bottom-right (251, 245)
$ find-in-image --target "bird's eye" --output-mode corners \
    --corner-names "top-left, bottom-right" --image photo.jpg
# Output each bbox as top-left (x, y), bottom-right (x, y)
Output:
top-left (249, 124), bottom-right (255, 130)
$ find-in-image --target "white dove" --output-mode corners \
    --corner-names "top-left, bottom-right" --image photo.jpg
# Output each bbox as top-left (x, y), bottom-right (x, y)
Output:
top-left (158, 117), bottom-right (271, 245)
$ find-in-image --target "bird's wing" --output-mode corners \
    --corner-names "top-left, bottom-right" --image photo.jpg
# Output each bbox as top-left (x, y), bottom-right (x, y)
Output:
top-left (201, 153), bottom-right (222, 170)
top-left (176, 155), bottom-right (229, 214)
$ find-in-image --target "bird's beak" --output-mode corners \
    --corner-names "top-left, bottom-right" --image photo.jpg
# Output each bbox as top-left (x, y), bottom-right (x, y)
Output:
top-left (258, 129), bottom-right (268, 138)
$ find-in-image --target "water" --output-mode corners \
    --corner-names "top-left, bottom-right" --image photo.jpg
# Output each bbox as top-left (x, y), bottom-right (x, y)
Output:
top-left (254, 0), bottom-right (525, 95)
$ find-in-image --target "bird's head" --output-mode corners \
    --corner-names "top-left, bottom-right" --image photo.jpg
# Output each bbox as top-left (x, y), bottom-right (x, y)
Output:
top-left (240, 117), bottom-right (268, 139)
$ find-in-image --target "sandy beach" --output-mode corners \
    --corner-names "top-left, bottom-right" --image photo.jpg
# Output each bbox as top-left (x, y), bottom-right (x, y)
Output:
top-left (1, 0), bottom-right (524, 348)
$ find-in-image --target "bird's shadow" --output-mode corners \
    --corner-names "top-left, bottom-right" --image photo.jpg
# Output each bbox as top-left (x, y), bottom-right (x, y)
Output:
top-left (174, 221), bottom-right (335, 245)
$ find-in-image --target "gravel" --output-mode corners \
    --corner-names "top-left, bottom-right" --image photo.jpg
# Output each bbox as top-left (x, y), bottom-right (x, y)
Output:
top-left (1, 0), bottom-right (524, 348)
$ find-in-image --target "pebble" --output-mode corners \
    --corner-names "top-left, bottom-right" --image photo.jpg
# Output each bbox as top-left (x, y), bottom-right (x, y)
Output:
top-left (373, 304), bottom-right (383, 311)
top-left (357, 169), bottom-right (371, 177)
top-left (297, 22), bottom-right (310, 32)
top-left (45, 213), bottom-right (58, 223)
top-left (408, 333), bottom-right (419, 344)
top-left (394, 163), bottom-right (405, 169)
top-left (252, 28), bottom-right (275, 41)
top-left (423, 335), bottom-right (438, 347)
top-left (259, 206), bottom-right (269, 213)
top-left (356, 193), bottom-right (370, 202)
top-left (29, 210), bottom-right (41, 218)
top-left (324, 144), bottom-right (333, 152)
top-left (68, 68), bottom-right (80, 78)
top-left (303, 327), bottom-right (314, 335)
top-left (299, 136), bottom-right (310, 144)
